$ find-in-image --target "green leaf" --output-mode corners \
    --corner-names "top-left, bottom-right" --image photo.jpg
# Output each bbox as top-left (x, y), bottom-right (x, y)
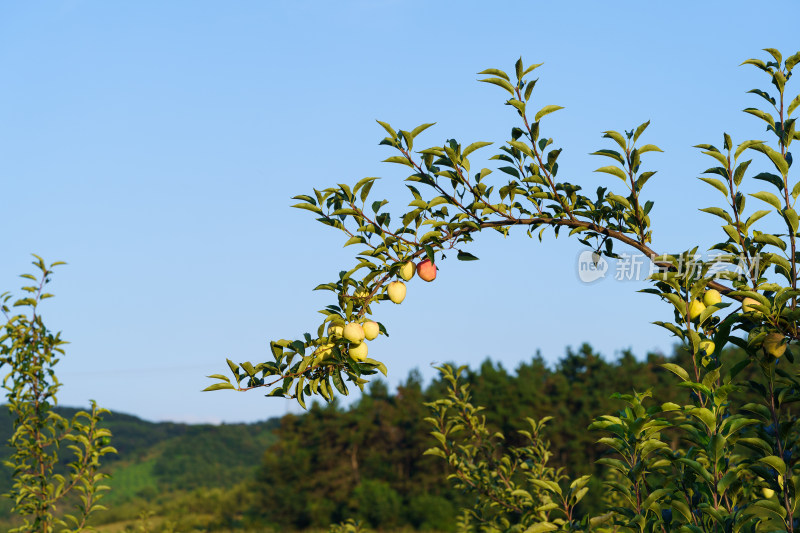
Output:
top-left (783, 207), bottom-right (799, 233)
top-left (602, 130), bottom-right (627, 150)
top-left (698, 177), bottom-right (729, 197)
top-left (752, 143), bottom-right (789, 176)
top-left (760, 455), bottom-right (787, 475)
top-left (332, 370), bottom-right (348, 395)
top-left (410, 123), bottom-right (436, 138)
top-left (745, 209), bottom-right (771, 229)
top-left (376, 120), bottom-right (397, 138)
top-left (750, 190), bottom-right (782, 209)
top-left (508, 140), bottom-right (534, 158)
top-left (382, 156), bottom-right (413, 167)
top-left (343, 236), bottom-right (365, 247)
top-left (763, 48), bottom-right (782, 65)
top-left (462, 141), bottom-right (493, 158)
top-left (521, 62), bottom-right (544, 77)
top-left (734, 139), bottom-right (764, 160)
top-left (423, 447), bottom-right (447, 459)
top-left (633, 120), bottom-right (650, 143)
top-left (788, 94), bottom-right (800, 117)
top-left (661, 363), bottom-right (690, 382)
top-left (203, 382), bottom-right (235, 392)
top-left (457, 250), bottom-right (479, 261)
top-left (476, 68), bottom-right (509, 81)
top-left (534, 105), bottom-right (564, 122)
top-left (747, 88), bottom-right (776, 106)
top-left (688, 407), bottom-right (717, 432)
top-left (479, 77), bottom-right (515, 94)
top-left (743, 108), bottom-right (775, 128)
top-left (752, 232), bottom-right (787, 251)
top-left (786, 52), bottom-right (800, 72)
top-left (700, 207), bottom-right (732, 224)
top-left (523, 523), bottom-right (558, 533)
top-left (702, 149), bottom-right (729, 167)
top-left (637, 144), bottom-right (663, 154)
top-left (752, 172), bottom-right (784, 190)
top-left (524, 79), bottom-right (537, 100)
top-left (590, 149), bottom-right (624, 164)
top-left (733, 159), bottom-right (752, 186)
top-left (292, 203), bottom-right (322, 214)
top-left (595, 166), bottom-right (628, 181)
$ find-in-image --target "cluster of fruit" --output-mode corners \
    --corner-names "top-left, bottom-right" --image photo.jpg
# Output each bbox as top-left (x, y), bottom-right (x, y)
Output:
top-left (687, 288), bottom-right (785, 359)
top-left (314, 259), bottom-right (438, 365)
top-left (386, 258), bottom-right (437, 304)
top-left (687, 288), bottom-right (723, 322)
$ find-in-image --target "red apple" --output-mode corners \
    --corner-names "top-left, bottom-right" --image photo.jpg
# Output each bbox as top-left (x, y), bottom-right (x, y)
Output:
top-left (417, 259), bottom-right (437, 282)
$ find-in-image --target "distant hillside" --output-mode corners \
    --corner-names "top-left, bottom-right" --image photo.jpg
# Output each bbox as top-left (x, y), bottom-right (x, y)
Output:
top-left (0, 405), bottom-right (279, 522)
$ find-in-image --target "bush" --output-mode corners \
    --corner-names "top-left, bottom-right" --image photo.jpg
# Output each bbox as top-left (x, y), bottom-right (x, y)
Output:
top-left (407, 493), bottom-right (456, 532)
top-left (351, 479), bottom-right (402, 529)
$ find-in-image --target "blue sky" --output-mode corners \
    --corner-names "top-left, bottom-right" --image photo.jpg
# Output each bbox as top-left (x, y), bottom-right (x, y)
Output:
top-left (1, 1), bottom-right (797, 423)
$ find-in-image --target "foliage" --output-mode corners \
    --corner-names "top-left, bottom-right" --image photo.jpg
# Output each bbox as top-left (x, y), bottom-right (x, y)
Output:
top-left (207, 48), bottom-right (800, 532)
top-left (425, 364), bottom-right (589, 532)
top-left (232, 345), bottom-right (703, 531)
top-left (329, 518), bottom-right (372, 533)
top-left (1, 256), bottom-right (116, 532)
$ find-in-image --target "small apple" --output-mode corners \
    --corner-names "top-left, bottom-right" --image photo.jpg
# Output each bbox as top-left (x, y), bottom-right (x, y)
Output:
top-left (763, 332), bottom-right (786, 358)
top-left (362, 320), bottom-right (380, 341)
top-left (399, 262), bottom-right (415, 281)
top-left (698, 340), bottom-right (715, 355)
top-left (354, 287), bottom-right (369, 300)
top-left (387, 281), bottom-right (406, 304)
top-left (417, 259), bottom-right (437, 282)
top-left (349, 342), bottom-right (368, 361)
top-left (742, 297), bottom-right (762, 315)
top-left (688, 299), bottom-right (706, 321)
top-left (762, 487), bottom-right (775, 499)
top-left (343, 322), bottom-right (365, 343)
top-left (327, 320), bottom-right (344, 338)
top-left (703, 289), bottom-right (722, 307)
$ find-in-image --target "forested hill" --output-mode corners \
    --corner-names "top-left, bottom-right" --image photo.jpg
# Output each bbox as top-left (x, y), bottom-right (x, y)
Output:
top-left (2, 343), bottom-right (754, 531)
top-left (0, 405), bottom-right (280, 523)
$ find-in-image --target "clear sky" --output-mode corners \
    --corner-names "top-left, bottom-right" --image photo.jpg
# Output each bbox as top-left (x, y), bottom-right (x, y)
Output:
top-left (1, 1), bottom-right (797, 423)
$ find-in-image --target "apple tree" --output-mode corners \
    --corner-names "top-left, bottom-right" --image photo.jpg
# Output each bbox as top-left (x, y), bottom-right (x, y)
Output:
top-left (207, 49), bottom-right (800, 532)
top-left (1, 256), bottom-right (116, 532)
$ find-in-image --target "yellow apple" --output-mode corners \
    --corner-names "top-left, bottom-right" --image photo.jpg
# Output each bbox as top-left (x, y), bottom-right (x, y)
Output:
top-left (763, 332), bottom-right (786, 358)
top-left (327, 319), bottom-right (344, 338)
top-left (387, 281), bottom-right (406, 304)
top-left (698, 340), bottom-right (715, 355)
top-left (688, 299), bottom-right (706, 321)
top-left (703, 289), bottom-right (722, 306)
top-left (354, 287), bottom-right (370, 300)
top-left (362, 320), bottom-right (380, 341)
top-left (399, 261), bottom-right (415, 281)
top-left (762, 487), bottom-right (775, 499)
top-left (417, 259), bottom-right (437, 282)
top-left (343, 322), bottom-right (365, 343)
top-left (349, 342), bottom-right (368, 361)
